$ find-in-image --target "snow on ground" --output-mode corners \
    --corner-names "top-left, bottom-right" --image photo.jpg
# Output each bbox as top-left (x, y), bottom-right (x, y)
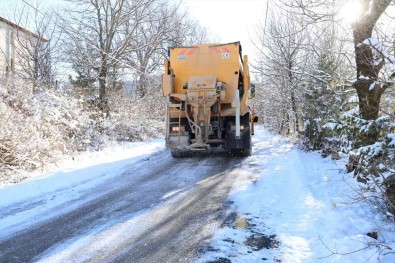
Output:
top-left (2, 126), bottom-right (395, 262)
top-left (0, 139), bottom-right (164, 237)
top-left (196, 127), bottom-right (395, 263)
top-left (0, 139), bottom-right (165, 187)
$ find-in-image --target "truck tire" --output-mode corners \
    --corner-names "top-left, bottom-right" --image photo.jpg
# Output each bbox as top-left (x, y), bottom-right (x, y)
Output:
top-left (170, 148), bottom-right (183, 158)
top-left (244, 131), bottom-right (252, 156)
top-left (170, 148), bottom-right (193, 158)
top-left (243, 145), bottom-right (252, 157)
top-left (231, 148), bottom-right (251, 157)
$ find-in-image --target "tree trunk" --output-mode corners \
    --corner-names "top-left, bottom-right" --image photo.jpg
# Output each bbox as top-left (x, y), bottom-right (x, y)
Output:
top-left (99, 67), bottom-right (106, 102)
top-left (354, 79), bottom-right (386, 120)
top-left (290, 89), bottom-right (299, 132)
top-left (351, 0), bottom-right (392, 120)
top-left (33, 55), bottom-right (39, 93)
top-left (98, 60), bottom-right (109, 115)
top-left (138, 73), bottom-right (146, 98)
top-left (352, 26), bottom-right (384, 120)
top-left (137, 64), bottom-right (148, 98)
top-left (288, 61), bottom-right (299, 132)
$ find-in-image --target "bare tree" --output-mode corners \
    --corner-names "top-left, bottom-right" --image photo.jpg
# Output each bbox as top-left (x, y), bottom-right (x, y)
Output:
top-left (64, 0), bottom-right (154, 110)
top-left (254, 8), bottom-right (307, 134)
top-left (129, 1), bottom-right (183, 97)
top-left (128, 1), bottom-right (211, 97)
top-left (281, 0), bottom-right (395, 122)
top-left (64, 0), bottom-right (211, 101)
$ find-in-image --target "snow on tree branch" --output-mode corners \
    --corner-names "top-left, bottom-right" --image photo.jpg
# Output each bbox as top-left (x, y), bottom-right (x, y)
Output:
top-left (362, 37), bottom-right (395, 65)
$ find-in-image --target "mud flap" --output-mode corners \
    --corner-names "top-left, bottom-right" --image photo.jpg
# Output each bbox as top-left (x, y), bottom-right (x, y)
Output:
top-left (225, 113), bottom-right (251, 153)
top-left (225, 127), bottom-right (251, 150)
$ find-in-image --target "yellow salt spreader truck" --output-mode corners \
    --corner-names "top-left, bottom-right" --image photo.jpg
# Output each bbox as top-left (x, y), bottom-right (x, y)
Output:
top-left (162, 42), bottom-right (257, 157)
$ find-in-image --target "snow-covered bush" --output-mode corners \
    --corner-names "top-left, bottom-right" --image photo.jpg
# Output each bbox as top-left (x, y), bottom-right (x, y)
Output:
top-left (105, 83), bottom-right (165, 142)
top-left (0, 79), bottom-right (164, 184)
top-left (347, 115), bottom-right (395, 211)
top-left (0, 81), bottom-right (94, 179)
top-left (301, 83), bottom-right (348, 151)
top-left (312, 97), bottom-right (395, 212)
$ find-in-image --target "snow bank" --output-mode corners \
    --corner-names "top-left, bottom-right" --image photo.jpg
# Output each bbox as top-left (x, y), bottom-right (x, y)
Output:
top-left (197, 127), bottom-right (395, 263)
top-left (0, 138), bottom-right (164, 237)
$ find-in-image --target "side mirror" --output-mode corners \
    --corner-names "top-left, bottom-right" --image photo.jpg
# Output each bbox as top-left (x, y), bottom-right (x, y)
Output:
top-left (250, 83), bottom-right (255, 93)
top-left (250, 83), bottom-right (256, 98)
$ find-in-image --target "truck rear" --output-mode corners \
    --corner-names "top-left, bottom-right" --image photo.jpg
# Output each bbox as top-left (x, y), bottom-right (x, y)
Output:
top-left (162, 42), bottom-right (256, 157)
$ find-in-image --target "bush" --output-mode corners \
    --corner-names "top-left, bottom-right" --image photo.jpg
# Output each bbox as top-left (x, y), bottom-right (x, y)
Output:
top-left (0, 80), bottom-right (165, 184)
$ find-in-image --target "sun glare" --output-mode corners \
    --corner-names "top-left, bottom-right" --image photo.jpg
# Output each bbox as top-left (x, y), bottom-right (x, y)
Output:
top-left (339, 0), bottom-right (363, 24)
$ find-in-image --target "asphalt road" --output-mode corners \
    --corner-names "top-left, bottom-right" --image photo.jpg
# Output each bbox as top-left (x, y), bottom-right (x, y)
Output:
top-left (0, 150), bottom-right (244, 263)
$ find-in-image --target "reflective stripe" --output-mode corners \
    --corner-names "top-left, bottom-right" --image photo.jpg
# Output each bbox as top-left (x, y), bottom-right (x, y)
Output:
top-left (212, 47), bottom-right (220, 53)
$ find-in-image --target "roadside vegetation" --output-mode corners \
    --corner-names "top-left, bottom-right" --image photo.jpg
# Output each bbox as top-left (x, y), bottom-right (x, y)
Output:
top-left (0, 0), bottom-right (211, 183)
top-left (253, 0), bottom-right (395, 246)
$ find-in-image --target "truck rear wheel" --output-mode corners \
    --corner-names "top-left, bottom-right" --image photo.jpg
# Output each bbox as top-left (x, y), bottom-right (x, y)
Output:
top-left (170, 149), bottom-right (183, 158)
top-left (170, 148), bottom-right (193, 158)
top-left (231, 148), bottom-right (251, 157)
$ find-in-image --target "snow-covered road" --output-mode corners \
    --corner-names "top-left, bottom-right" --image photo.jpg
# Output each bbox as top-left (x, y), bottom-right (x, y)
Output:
top-left (0, 144), bottom-right (245, 262)
top-left (1, 127), bottom-right (394, 263)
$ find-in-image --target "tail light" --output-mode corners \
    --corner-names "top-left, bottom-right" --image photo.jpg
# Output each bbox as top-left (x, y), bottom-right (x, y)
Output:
top-left (231, 125), bottom-right (245, 131)
top-left (172, 126), bottom-right (185, 132)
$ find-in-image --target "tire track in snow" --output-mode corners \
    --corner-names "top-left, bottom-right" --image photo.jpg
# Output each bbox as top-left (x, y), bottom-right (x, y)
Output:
top-left (0, 150), bottom-right (245, 263)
